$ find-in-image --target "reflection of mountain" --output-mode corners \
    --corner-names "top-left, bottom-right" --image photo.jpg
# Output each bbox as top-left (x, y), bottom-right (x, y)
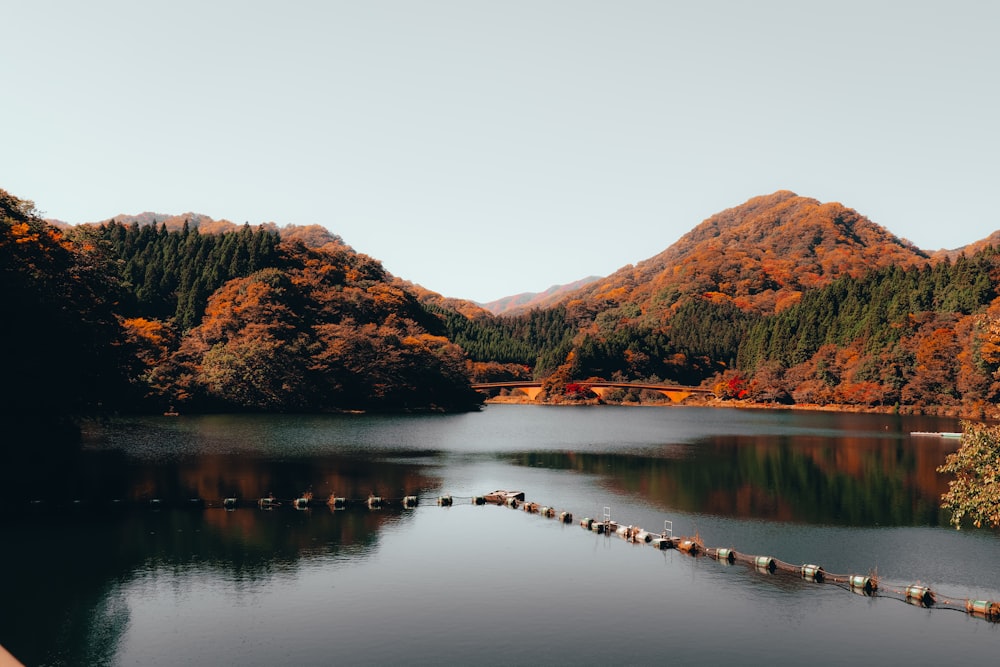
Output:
top-left (509, 434), bottom-right (954, 526)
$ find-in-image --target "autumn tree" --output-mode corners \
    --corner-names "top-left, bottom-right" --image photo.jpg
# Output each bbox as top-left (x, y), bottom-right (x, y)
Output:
top-left (938, 421), bottom-right (1000, 528)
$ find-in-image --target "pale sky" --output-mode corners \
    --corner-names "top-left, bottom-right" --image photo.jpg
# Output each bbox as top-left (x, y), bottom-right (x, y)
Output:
top-left (4, 1), bottom-right (998, 303)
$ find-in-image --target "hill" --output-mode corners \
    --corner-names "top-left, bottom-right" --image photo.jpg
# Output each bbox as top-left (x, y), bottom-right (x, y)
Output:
top-left (14, 185), bottom-right (1000, 419)
top-left (444, 191), bottom-right (1000, 417)
top-left (560, 191), bottom-right (931, 321)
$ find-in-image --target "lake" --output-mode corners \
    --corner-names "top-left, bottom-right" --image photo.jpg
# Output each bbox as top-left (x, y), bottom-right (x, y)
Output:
top-left (1, 405), bottom-right (997, 665)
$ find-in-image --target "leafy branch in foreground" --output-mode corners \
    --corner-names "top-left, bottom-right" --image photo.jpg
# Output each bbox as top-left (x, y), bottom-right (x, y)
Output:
top-left (938, 421), bottom-right (1000, 528)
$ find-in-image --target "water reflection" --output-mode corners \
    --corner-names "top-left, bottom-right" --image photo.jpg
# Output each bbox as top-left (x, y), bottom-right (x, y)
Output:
top-left (508, 431), bottom-right (956, 526)
top-left (1, 407), bottom-right (980, 666)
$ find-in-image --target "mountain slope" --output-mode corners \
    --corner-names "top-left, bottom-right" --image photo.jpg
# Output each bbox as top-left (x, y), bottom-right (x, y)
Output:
top-left (563, 191), bottom-right (931, 319)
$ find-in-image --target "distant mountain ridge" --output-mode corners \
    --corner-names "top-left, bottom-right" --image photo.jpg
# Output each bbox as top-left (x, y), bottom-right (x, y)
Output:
top-left (480, 276), bottom-right (602, 315)
top-left (50, 212), bottom-right (351, 252)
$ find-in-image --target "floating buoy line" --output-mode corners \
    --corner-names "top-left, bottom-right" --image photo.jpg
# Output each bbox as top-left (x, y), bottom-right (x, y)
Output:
top-left (14, 488), bottom-right (999, 623)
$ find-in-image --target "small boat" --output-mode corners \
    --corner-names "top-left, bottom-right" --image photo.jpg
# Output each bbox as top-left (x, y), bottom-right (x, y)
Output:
top-left (910, 432), bottom-right (962, 438)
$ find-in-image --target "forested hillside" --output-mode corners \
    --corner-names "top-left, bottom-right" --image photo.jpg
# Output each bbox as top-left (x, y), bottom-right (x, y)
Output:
top-left (436, 192), bottom-right (1000, 415)
top-left (6, 183), bottom-right (1000, 442)
top-left (1, 188), bottom-right (482, 449)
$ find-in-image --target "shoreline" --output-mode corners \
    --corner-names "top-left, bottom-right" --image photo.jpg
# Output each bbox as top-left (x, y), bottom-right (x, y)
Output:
top-left (482, 395), bottom-right (995, 421)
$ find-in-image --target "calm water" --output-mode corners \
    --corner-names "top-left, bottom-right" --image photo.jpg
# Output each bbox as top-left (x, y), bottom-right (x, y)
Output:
top-left (2, 405), bottom-right (998, 665)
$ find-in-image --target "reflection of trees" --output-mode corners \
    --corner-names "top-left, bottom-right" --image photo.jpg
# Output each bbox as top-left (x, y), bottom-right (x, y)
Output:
top-left (0, 451), bottom-right (442, 666)
top-left (509, 434), bottom-right (955, 526)
top-left (0, 506), bottom-right (412, 666)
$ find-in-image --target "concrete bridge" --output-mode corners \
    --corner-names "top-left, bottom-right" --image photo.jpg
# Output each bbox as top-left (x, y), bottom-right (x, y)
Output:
top-left (470, 381), bottom-right (715, 403)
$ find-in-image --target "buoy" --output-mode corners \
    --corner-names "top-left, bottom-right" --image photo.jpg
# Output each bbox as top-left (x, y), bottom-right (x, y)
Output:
top-left (849, 575), bottom-right (876, 595)
top-left (524, 502), bottom-right (539, 513)
top-left (327, 495), bottom-right (345, 509)
top-left (223, 497), bottom-right (237, 509)
top-left (403, 495), bottom-right (418, 508)
top-left (368, 496), bottom-right (383, 509)
top-left (678, 539), bottom-right (700, 555)
top-left (437, 495), bottom-right (453, 506)
top-left (472, 496), bottom-right (486, 505)
top-left (149, 499), bottom-right (162, 510)
top-left (905, 585), bottom-right (935, 607)
top-left (580, 517), bottom-right (593, 530)
top-left (652, 537), bottom-right (674, 550)
top-left (966, 600), bottom-right (1000, 620)
top-left (505, 497), bottom-right (519, 509)
top-left (559, 511), bottom-right (573, 523)
top-left (755, 556), bottom-right (776, 574)
top-left (713, 548), bottom-right (736, 564)
top-left (258, 497), bottom-right (278, 509)
top-left (591, 521), bottom-right (605, 534)
top-left (541, 506), bottom-right (556, 518)
top-left (294, 497), bottom-right (311, 510)
top-left (635, 530), bottom-right (652, 543)
top-left (615, 525), bottom-right (630, 539)
top-left (801, 564), bottom-right (825, 582)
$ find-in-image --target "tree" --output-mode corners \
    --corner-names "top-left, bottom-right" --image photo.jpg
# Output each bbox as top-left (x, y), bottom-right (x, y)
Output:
top-left (938, 421), bottom-right (1000, 528)
top-left (1, 188), bottom-right (132, 440)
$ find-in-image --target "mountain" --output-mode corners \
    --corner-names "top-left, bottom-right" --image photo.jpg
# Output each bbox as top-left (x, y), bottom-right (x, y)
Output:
top-left (55, 211), bottom-right (352, 251)
top-left (932, 230), bottom-right (1000, 262)
top-left (480, 276), bottom-right (602, 315)
top-left (556, 190), bottom-right (931, 320)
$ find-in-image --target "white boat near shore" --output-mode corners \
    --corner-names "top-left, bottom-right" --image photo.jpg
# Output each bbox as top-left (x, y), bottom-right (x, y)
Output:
top-left (910, 431), bottom-right (962, 438)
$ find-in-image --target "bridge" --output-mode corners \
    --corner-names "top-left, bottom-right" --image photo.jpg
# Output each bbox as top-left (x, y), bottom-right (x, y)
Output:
top-left (470, 381), bottom-right (715, 403)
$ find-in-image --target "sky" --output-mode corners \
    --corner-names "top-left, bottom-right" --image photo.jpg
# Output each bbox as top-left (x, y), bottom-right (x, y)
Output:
top-left (4, 1), bottom-right (999, 303)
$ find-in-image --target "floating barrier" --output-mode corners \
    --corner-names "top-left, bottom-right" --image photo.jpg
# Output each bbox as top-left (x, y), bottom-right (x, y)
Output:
top-left (651, 537), bottom-right (673, 550)
top-left (678, 539), bottom-right (701, 556)
top-left (13, 486), bottom-right (997, 625)
top-left (552, 500), bottom-right (995, 625)
top-left (708, 547), bottom-right (736, 564)
top-left (755, 556), bottom-right (776, 574)
top-left (849, 575), bottom-right (877, 596)
top-left (484, 490), bottom-right (525, 505)
top-left (966, 600), bottom-right (1000, 620)
top-left (905, 585), bottom-right (935, 607)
